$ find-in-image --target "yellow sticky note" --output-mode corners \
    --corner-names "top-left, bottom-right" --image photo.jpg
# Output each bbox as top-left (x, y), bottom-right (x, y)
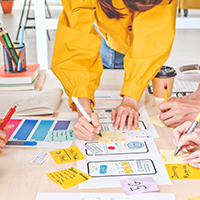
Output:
top-left (188, 196), bottom-right (200, 200)
top-left (49, 146), bottom-right (85, 164)
top-left (160, 150), bottom-right (185, 164)
top-left (96, 131), bottom-right (125, 144)
top-left (47, 167), bottom-right (91, 189)
top-left (144, 115), bottom-right (173, 129)
top-left (166, 164), bottom-right (200, 179)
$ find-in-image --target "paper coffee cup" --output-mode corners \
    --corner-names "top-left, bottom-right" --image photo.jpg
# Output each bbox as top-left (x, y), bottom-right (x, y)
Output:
top-left (152, 66), bottom-right (177, 99)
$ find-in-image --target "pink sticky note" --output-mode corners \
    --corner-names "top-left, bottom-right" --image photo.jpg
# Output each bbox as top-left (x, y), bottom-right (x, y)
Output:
top-left (120, 177), bottom-right (159, 195)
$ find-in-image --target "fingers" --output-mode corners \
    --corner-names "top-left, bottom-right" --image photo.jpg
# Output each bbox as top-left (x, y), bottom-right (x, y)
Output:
top-left (172, 121), bottom-right (192, 146)
top-left (159, 102), bottom-right (172, 113)
top-left (183, 150), bottom-right (200, 168)
top-left (3, 124), bottom-right (14, 131)
top-left (111, 109), bottom-right (117, 124)
top-left (0, 130), bottom-right (8, 149)
top-left (73, 114), bottom-right (100, 141)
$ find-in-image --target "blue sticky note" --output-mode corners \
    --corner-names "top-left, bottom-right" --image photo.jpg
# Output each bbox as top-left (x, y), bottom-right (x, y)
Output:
top-left (47, 129), bottom-right (77, 142)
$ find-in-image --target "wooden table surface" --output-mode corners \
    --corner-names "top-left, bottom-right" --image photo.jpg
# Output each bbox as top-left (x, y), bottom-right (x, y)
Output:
top-left (0, 70), bottom-right (199, 200)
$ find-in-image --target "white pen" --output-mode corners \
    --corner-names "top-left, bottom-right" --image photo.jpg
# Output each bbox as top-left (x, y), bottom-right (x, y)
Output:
top-left (72, 96), bottom-right (102, 137)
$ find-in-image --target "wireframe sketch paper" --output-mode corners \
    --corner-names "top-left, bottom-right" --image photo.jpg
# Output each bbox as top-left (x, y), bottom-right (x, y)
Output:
top-left (0, 88), bottom-right (63, 116)
top-left (36, 192), bottom-right (176, 200)
top-left (76, 138), bottom-right (171, 189)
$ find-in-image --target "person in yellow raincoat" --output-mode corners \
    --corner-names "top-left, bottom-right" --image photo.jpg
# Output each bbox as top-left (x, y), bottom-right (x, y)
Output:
top-left (51, 0), bottom-right (177, 141)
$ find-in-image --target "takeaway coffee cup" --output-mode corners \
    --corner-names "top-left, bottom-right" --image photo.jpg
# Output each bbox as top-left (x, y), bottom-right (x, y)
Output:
top-left (152, 66), bottom-right (177, 99)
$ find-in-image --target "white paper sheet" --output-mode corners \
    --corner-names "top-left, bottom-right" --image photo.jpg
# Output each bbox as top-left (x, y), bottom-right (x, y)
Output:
top-left (36, 192), bottom-right (175, 200)
top-left (76, 138), bottom-right (171, 189)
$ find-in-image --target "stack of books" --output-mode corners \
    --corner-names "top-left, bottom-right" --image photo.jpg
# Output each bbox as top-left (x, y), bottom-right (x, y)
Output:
top-left (0, 64), bottom-right (45, 93)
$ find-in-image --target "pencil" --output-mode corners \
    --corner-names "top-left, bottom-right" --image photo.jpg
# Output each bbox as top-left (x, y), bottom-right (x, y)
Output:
top-left (164, 83), bottom-right (168, 102)
top-left (173, 112), bottom-right (200, 157)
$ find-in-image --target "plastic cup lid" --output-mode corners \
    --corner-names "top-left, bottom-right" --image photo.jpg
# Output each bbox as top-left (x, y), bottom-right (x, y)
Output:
top-left (155, 66), bottom-right (177, 78)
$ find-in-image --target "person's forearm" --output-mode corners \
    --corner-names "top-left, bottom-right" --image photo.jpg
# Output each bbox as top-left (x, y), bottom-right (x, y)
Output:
top-left (76, 97), bottom-right (92, 117)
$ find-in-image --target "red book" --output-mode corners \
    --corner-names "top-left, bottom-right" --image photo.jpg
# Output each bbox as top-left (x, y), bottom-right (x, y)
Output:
top-left (0, 64), bottom-right (40, 84)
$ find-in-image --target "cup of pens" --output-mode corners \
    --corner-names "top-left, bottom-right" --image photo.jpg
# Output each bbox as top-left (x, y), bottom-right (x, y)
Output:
top-left (3, 42), bottom-right (27, 73)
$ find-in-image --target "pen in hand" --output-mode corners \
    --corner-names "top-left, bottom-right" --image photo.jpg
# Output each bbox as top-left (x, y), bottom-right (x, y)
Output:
top-left (72, 96), bottom-right (102, 137)
top-left (173, 112), bottom-right (200, 157)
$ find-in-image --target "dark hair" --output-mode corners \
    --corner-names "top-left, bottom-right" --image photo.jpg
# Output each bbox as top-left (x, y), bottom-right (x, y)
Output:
top-left (98, 0), bottom-right (164, 19)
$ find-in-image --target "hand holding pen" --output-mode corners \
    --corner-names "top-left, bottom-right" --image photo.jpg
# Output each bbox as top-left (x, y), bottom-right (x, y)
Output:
top-left (173, 112), bottom-right (200, 156)
top-left (72, 97), bottom-right (102, 141)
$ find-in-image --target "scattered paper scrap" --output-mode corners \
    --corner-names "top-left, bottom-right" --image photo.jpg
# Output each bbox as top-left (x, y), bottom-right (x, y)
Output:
top-left (31, 152), bottom-right (49, 164)
top-left (188, 196), bottom-right (200, 200)
top-left (166, 164), bottom-right (200, 179)
top-left (95, 131), bottom-right (125, 144)
top-left (49, 146), bottom-right (85, 164)
top-left (48, 129), bottom-right (77, 142)
top-left (144, 115), bottom-right (173, 129)
top-left (120, 177), bottom-right (159, 195)
top-left (160, 150), bottom-right (185, 164)
top-left (47, 167), bottom-right (91, 189)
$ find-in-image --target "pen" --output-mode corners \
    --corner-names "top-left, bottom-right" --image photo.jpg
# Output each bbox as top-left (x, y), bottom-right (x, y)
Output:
top-left (6, 141), bottom-right (37, 146)
top-left (164, 83), bottom-right (168, 102)
top-left (72, 96), bottom-right (102, 137)
top-left (17, 24), bottom-right (24, 71)
top-left (173, 112), bottom-right (200, 157)
top-left (0, 105), bottom-right (17, 130)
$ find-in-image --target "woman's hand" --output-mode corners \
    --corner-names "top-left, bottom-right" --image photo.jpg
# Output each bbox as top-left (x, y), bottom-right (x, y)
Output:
top-left (182, 149), bottom-right (200, 169)
top-left (173, 121), bottom-right (200, 153)
top-left (73, 97), bottom-right (101, 141)
top-left (111, 95), bottom-right (139, 131)
top-left (0, 124), bottom-right (14, 149)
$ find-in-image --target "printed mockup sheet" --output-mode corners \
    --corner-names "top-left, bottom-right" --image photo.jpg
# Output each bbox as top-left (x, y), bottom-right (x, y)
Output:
top-left (36, 192), bottom-right (175, 200)
top-left (76, 138), bottom-right (171, 189)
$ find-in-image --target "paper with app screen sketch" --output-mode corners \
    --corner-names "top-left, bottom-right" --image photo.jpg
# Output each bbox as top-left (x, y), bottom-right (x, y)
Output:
top-left (76, 138), bottom-right (171, 189)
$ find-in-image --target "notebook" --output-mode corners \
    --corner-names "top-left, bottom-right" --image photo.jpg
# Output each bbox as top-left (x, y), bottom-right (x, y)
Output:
top-left (0, 87), bottom-right (63, 116)
top-left (0, 64), bottom-right (40, 84)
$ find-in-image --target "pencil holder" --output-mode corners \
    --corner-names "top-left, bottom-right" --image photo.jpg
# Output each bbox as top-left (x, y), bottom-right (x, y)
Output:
top-left (3, 42), bottom-right (27, 73)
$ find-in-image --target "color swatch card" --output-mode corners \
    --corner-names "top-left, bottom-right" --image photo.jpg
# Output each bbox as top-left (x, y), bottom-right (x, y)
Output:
top-left (120, 177), bottom-right (159, 195)
top-left (95, 131), bottom-right (125, 144)
top-left (48, 129), bottom-right (77, 142)
top-left (49, 146), bottom-right (85, 164)
top-left (166, 164), bottom-right (200, 179)
top-left (160, 150), bottom-right (184, 164)
top-left (47, 167), bottom-right (91, 189)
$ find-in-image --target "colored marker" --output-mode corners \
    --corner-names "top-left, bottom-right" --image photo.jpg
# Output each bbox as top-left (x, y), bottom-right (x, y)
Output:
top-left (0, 105), bottom-right (17, 130)
top-left (173, 112), bottom-right (200, 157)
top-left (72, 96), bottom-right (102, 137)
top-left (6, 141), bottom-right (37, 146)
top-left (17, 25), bottom-right (24, 71)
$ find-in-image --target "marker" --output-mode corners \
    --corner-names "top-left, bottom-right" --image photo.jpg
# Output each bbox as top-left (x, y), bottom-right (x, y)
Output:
top-left (17, 24), bottom-right (24, 71)
top-left (72, 96), bottom-right (102, 137)
top-left (0, 105), bottom-right (17, 130)
top-left (173, 112), bottom-right (200, 157)
top-left (6, 141), bottom-right (37, 146)
top-left (164, 83), bottom-right (168, 102)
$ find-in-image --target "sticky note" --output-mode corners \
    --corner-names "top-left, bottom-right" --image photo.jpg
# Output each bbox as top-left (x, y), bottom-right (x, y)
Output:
top-left (47, 167), bottom-right (91, 189)
top-left (144, 115), bottom-right (173, 129)
top-left (166, 164), bottom-right (200, 179)
top-left (160, 150), bottom-right (185, 164)
top-left (49, 146), bottom-right (85, 164)
top-left (48, 129), bottom-right (77, 142)
top-left (120, 177), bottom-right (159, 195)
top-left (96, 131), bottom-right (125, 144)
top-left (188, 196), bottom-right (200, 200)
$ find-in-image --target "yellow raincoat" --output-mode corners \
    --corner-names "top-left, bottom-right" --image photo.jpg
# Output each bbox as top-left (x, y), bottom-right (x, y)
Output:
top-left (51, 0), bottom-right (177, 110)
